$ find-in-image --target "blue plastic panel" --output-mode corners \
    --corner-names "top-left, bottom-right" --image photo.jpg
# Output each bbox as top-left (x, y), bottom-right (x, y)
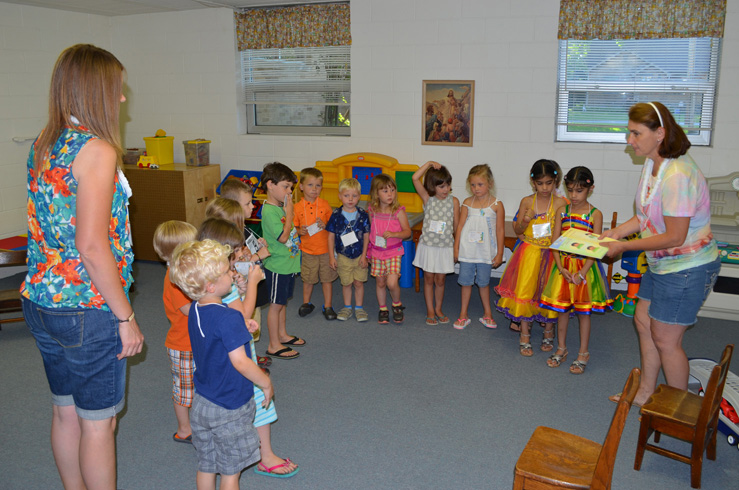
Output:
top-left (352, 166), bottom-right (382, 195)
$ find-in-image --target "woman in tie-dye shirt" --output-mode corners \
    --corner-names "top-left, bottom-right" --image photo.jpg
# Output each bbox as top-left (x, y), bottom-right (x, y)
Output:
top-left (601, 102), bottom-right (720, 407)
top-left (20, 44), bottom-right (144, 489)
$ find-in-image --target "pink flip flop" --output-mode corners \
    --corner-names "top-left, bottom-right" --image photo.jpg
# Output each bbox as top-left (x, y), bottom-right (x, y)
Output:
top-left (479, 317), bottom-right (497, 329)
top-left (454, 318), bottom-right (471, 330)
top-left (254, 458), bottom-right (299, 478)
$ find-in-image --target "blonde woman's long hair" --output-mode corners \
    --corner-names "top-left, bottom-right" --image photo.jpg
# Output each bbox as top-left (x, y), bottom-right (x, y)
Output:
top-left (34, 44), bottom-right (125, 172)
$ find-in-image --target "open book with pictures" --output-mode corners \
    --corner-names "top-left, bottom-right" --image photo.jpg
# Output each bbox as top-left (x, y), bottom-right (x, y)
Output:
top-left (549, 227), bottom-right (617, 260)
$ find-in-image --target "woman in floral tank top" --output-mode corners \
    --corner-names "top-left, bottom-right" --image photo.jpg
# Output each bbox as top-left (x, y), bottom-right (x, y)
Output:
top-left (20, 44), bottom-right (143, 489)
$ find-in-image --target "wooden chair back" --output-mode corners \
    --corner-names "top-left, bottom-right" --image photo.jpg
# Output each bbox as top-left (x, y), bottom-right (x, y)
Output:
top-left (697, 344), bottom-right (734, 445)
top-left (0, 249), bottom-right (27, 327)
top-left (592, 367), bottom-right (640, 489)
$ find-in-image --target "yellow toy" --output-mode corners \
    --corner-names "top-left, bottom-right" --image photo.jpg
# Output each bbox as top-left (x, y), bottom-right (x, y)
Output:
top-left (309, 152), bottom-right (422, 213)
top-left (136, 155), bottom-right (159, 169)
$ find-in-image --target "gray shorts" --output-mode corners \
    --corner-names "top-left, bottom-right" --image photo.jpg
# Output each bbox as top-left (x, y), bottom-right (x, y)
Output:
top-left (191, 393), bottom-right (260, 475)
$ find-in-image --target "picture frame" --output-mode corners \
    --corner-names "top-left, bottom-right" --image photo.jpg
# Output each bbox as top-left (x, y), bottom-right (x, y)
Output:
top-left (422, 80), bottom-right (474, 146)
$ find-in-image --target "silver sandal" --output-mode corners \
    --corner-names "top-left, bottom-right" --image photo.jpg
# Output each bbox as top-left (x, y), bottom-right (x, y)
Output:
top-left (540, 327), bottom-right (555, 352)
top-left (519, 333), bottom-right (533, 357)
top-left (547, 348), bottom-right (568, 368)
top-left (569, 352), bottom-right (590, 375)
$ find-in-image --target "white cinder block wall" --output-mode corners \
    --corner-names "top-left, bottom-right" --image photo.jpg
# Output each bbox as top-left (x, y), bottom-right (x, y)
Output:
top-left (1, 0), bottom-right (738, 240)
top-left (0, 3), bottom-right (112, 238)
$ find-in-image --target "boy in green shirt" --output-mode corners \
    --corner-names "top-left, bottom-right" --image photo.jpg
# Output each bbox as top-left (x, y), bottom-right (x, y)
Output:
top-left (260, 162), bottom-right (305, 360)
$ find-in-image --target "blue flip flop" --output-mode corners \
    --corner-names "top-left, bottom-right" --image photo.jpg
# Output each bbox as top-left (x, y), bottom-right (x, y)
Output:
top-left (254, 459), bottom-right (299, 478)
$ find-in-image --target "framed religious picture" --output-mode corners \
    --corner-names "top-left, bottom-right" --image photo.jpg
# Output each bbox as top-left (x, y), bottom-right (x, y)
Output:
top-left (422, 80), bottom-right (474, 146)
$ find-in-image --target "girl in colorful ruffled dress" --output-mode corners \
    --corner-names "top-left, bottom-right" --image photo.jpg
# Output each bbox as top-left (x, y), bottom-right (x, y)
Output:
top-left (495, 159), bottom-right (567, 356)
top-left (539, 166), bottom-right (613, 374)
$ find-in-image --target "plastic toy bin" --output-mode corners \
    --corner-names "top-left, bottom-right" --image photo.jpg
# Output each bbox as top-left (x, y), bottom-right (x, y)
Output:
top-left (143, 136), bottom-right (174, 165)
top-left (183, 139), bottom-right (211, 166)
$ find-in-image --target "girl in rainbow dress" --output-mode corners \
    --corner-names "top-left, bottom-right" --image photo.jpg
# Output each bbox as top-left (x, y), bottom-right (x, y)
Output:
top-left (539, 166), bottom-right (613, 374)
top-left (495, 160), bottom-right (567, 356)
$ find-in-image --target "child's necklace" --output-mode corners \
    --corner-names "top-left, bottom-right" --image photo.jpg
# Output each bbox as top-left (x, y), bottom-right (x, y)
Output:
top-left (471, 194), bottom-right (491, 215)
top-left (533, 192), bottom-right (552, 219)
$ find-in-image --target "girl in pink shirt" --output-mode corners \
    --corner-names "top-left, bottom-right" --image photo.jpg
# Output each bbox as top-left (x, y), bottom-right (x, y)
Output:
top-left (367, 174), bottom-right (412, 324)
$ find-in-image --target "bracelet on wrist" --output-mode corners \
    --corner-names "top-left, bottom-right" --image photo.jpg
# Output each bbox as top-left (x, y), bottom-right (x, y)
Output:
top-left (118, 311), bottom-right (135, 324)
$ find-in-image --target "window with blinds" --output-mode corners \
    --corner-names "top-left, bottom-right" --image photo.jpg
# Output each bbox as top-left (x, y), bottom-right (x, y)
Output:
top-left (241, 46), bottom-right (351, 136)
top-left (556, 38), bottom-right (721, 145)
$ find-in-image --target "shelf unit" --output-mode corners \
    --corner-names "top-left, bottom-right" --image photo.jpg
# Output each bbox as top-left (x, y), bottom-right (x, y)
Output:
top-left (122, 164), bottom-right (221, 261)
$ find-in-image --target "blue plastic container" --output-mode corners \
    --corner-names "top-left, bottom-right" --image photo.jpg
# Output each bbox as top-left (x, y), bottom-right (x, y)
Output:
top-left (399, 240), bottom-right (415, 288)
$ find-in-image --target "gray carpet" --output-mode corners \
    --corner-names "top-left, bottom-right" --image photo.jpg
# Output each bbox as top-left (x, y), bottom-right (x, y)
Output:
top-left (1, 261), bottom-right (737, 489)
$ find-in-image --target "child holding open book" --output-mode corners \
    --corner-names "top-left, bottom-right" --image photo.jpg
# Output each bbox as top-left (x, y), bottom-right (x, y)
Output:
top-left (539, 166), bottom-right (613, 374)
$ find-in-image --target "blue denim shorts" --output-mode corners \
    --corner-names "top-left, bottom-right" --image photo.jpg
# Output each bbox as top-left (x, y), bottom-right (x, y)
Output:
top-left (457, 262), bottom-right (492, 288)
top-left (22, 298), bottom-right (126, 420)
top-left (637, 256), bottom-right (721, 326)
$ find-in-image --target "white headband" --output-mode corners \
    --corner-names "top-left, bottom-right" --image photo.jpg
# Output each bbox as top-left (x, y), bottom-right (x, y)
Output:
top-left (648, 102), bottom-right (664, 127)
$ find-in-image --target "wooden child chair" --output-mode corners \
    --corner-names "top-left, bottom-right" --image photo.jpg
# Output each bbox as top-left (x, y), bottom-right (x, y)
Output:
top-left (634, 344), bottom-right (734, 489)
top-left (512, 367), bottom-right (640, 489)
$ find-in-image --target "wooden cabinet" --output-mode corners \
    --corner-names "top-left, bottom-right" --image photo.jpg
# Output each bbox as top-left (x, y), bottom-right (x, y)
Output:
top-left (122, 164), bottom-right (221, 261)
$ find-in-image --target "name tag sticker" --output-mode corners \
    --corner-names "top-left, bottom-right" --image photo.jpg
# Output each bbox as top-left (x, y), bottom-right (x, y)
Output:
top-left (341, 231), bottom-right (359, 247)
top-left (306, 223), bottom-right (321, 236)
top-left (532, 222), bottom-right (551, 239)
top-left (467, 231), bottom-right (484, 243)
top-left (429, 220), bottom-right (446, 234)
top-left (245, 235), bottom-right (260, 254)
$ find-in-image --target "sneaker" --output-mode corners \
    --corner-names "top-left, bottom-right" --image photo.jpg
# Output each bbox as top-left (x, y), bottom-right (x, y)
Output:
top-left (392, 304), bottom-right (405, 323)
top-left (298, 303), bottom-right (314, 317)
top-left (378, 309), bottom-right (390, 324)
top-left (355, 308), bottom-right (369, 322)
top-left (323, 306), bottom-right (337, 320)
top-left (337, 307), bottom-right (353, 321)
top-left (257, 355), bottom-right (272, 367)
